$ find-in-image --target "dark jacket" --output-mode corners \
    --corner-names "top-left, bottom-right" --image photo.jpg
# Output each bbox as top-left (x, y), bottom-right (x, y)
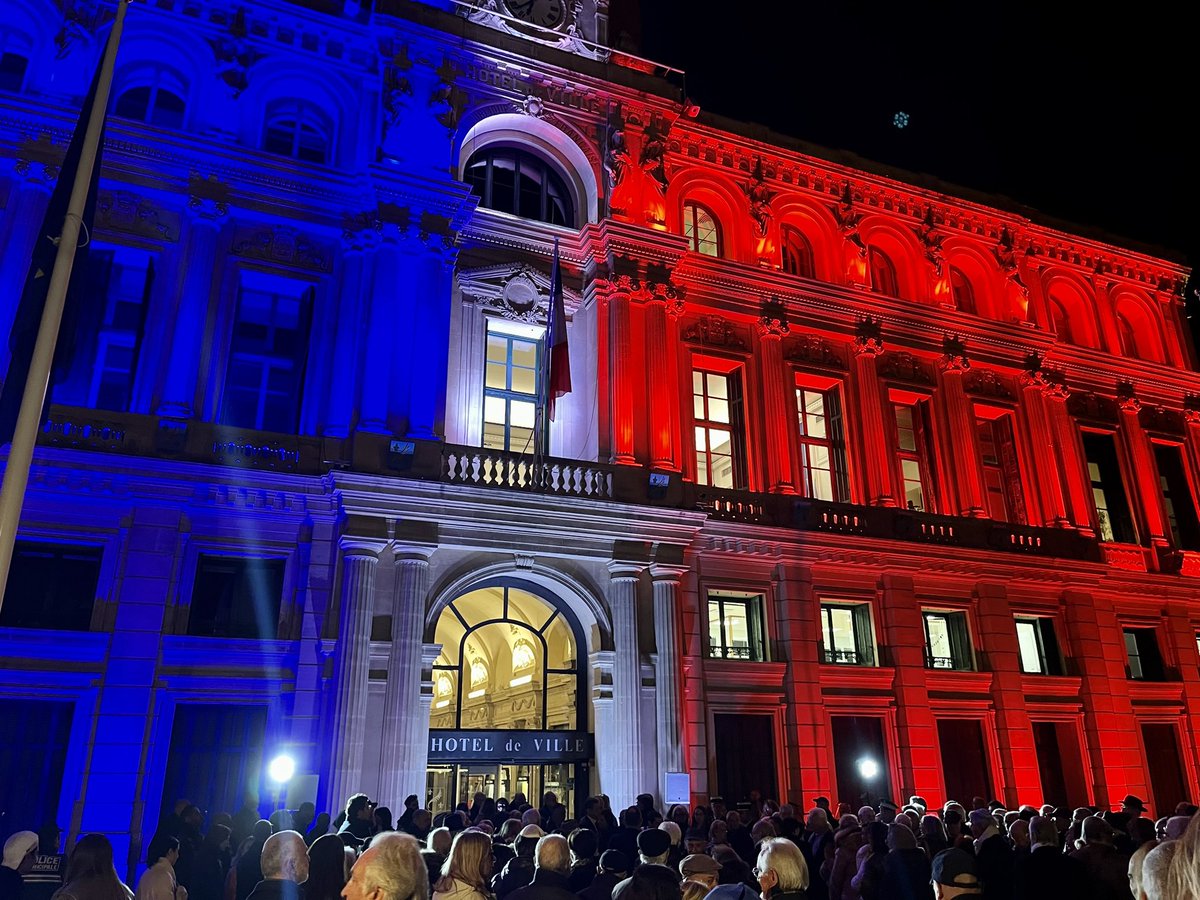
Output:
top-left (566, 860), bottom-right (596, 893)
top-left (1067, 843), bottom-right (1132, 900)
top-left (423, 851), bottom-right (447, 893)
top-left (492, 856), bottom-right (536, 899)
top-left (1014, 846), bottom-right (1087, 900)
top-left (608, 830), bottom-right (639, 865)
top-left (188, 843), bottom-right (230, 900)
top-left (245, 880), bottom-right (304, 900)
top-left (577, 872), bottom-right (622, 900)
top-left (974, 834), bottom-right (1014, 900)
top-left (770, 890), bottom-right (808, 900)
top-left (879, 849), bottom-right (931, 900)
top-left (507, 869), bottom-right (578, 900)
top-left (235, 844), bottom-right (268, 900)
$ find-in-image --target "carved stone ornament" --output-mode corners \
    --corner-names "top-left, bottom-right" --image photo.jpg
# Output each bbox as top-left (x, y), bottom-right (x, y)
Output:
top-left (964, 368), bottom-right (1014, 400)
top-left (96, 191), bottom-right (180, 242)
top-left (835, 183), bottom-right (867, 257)
top-left (232, 225), bottom-right (331, 272)
top-left (995, 227), bottom-right (1029, 299)
top-left (919, 207), bottom-right (946, 277)
top-left (1067, 391), bottom-right (1117, 424)
top-left (853, 316), bottom-right (884, 356)
top-left (1185, 395), bottom-right (1200, 426)
top-left (756, 297), bottom-right (788, 338)
top-left (1140, 405), bottom-right (1183, 436)
top-left (521, 94), bottom-right (545, 117)
top-left (878, 351), bottom-right (934, 385)
top-left (682, 315), bottom-right (747, 350)
top-left (381, 41), bottom-right (414, 134)
top-left (53, 0), bottom-right (113, 58)
top-left (188, 172), bottom-right (231, 218)
top-left (741, 157), bottom-right (776, 238)
top-left (1117, 382), bottom-right (1142, 414)
top-left (458, 262), bottom-right (580, 324)
top-left (786, 335), bottom-right (846, 371)
top-left (940, 333), bottom-right (970, 372)
top-left (207, 8), bottom-right (266, 97)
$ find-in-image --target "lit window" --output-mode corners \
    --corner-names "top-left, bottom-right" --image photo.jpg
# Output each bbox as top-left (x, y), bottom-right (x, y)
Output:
top-left (1015, 617), bottom-right (1061, 675)
top-left (894, 402), bottom-right (932, 512)
top-left (796, 386), bottom-right (847, 501)
top-left (188, 555), bottom-right (285, 640)
top-left (922, 610), bottom-right (972, 670)
top-left (115, 71), bottom-right (187, 129)
top-left (465, 147), bottom-right (574, 226)
top-left (469, 658), bottom-right (489, 697)
top-left (1123, 627), bottom-right (1164, 681)
top-left (0, 51), bottom-right (28, 93)
top-left (706, 592), bottom-right (765, 661)
top-left (820, 603), bottom-right (874, 665)
top-left (512, 639), bottom-right (536, 673)
top-left (483, 325), bottom-right (541, 454)
top-left (0, 541), bottom-right (101, 631)
top-left (868, 247), bottom-right (898, 297)
top-left (219, 271), bottom-right (314, 434)
top-left (1081, 432), bottom-right (1136, 544)
top-left (976, 415), bottom-right (1024, 523)
top-left (263, 99), bottom-right (332, 164)
top-left (781, 226), bottom-right (815, 278)
top-left (1154, 444), bottom-right (1200, 551)
top-left (693, 369), bottom-right (745, 489)
top-left (683, 201), bottom-right (721, 257)
top-left (949, 266), bottom-right (975, 314)
top-left (435, 673), bottom-right (454, 709)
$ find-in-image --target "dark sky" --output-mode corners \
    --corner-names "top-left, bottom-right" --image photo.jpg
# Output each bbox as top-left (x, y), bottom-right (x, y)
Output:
top-left (638, 2), bottom-right (1196, 269)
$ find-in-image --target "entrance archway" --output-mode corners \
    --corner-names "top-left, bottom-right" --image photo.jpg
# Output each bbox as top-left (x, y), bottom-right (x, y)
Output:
top-left (426, 579), bottom-right (591, 820)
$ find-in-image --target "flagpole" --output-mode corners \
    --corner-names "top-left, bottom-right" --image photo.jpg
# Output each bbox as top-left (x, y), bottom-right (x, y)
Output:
top-left (0, 0), bottom-right (129, 608)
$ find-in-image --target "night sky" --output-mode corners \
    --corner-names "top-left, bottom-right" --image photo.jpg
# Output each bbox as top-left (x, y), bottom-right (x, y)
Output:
top-left (638, 2), bottom-right (1196, 270)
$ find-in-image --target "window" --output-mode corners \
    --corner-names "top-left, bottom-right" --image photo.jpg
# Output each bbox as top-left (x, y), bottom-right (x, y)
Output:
top-left (922, 610), bottom-right (972, 670)
top-left (483, 324), bottom-right (541, 454)
top-left (1015, 617), bottom-right (1062, 675)
top-left (707, 592), bottom-right (765, 661)
top-left (1050, 300), bottom-right (1073, 344)
top-left (683, 201), bottom-right (721, 257)
top-left (796, 385), bottom-right (848, 501)
top-left (820, 603), bottom-right (875, 665)
top-left (51, 244), bottom-right (153, 412)
top-left (1154, 444), bottom-right (1200, 551)
top-left (1117, 313), bottom-right (1139, 358)
top-left (1123, 627), bottom-right (1165, 681)
top-left (894, 401), bottom-right (933, 511)
top-left (114, 76), bottom-right (186, 129)
top-left (0, 542), bottom-right (101, 631)
top-left (188, 555), bottom-right (285, 640)
top-left (693, 368), bottom-right (745, 489)
top-left (219, 271), bottom-right (314, 434)
top-left (1081, 431), bottom-right (1137, 544)
top-left (949, 266), bottom-right (976, 314)
top-left (976, 414), bottom-right (1025, 523)
top-left (868, 247), bottom-right (898, 297)
top-left (263, 99), bottom-right (332, 164)
top-left (0, 51), bottom-right (28, 92)
top-left (781, 226), bottom-right (815, 278)
top-left (465, 147), bottom-right (574, 226)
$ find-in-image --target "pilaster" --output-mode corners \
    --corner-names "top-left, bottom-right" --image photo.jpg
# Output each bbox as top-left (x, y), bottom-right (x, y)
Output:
top-left (605, 562), bottom-right (644, 807)
top-left (936, 336), bottom-right (986, 517)
top-left (850, 318), bottom-right (895, 506)
top-left (1116, 384), bottom-right (1168, 549)
top-left (650, 563), bottom-right (687, 806)
top-left (758, 303), bottom-right (794, 493)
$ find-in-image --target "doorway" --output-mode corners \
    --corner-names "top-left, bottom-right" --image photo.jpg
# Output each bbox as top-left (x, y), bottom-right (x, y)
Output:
top-left (426, 762), bottom-right (579, 818)
top-left (713, 714), bottom-right (777, 805)
top-left (1142, 723), bottom-right (1189, 816)
top-left (830, 716), bottom-right (889, 808)
top-left (937, 719), bottom-right (991, 805)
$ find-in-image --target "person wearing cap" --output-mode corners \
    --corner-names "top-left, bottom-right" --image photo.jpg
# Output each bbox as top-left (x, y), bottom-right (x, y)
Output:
top-left (1, 831), bottom-right (38, 898)
top-left (636, 828), bottom-right (672, 869)
top-left (875, 801), bottom-right (897, 825)
top-left (967, 808), bottom-right (1012, 900)
top-left (711, 798), bottom-right (729, 821)
top-left (812, 798), bottom-right (831, 815)
top-left (680, 853), bottom-right (721, 892)
top-left (683, 828), bottom-right (708, 857)
top-left (492, 825), bottom-right (543, 899)
top-left (507, 835), bottom-right (577, 900)
top-left (1067, 817), bottom-right (1130, 900)
top-left (1120, 795), bottom-right (1148, 819)
top-left (578, 850), bottom-right (629, 900)
top-left (930, 848), bottom-right (982, 898)
top-left (1013, 817), bottom-right (1085, 900)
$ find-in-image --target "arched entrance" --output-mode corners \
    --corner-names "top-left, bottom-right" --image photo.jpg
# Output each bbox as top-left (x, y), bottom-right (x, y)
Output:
top-left (426, 579), bottom-right (591, 818)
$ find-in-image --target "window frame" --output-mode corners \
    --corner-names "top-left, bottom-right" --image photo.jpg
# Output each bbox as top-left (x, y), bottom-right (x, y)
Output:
top-left (1014, 616), bottom-right (1062, 675)
top-left (0, 540), bottom-right (104, 632)
top-left (948, 265), bottom-right (976, 314)
top-left (974, 408), bottom-right (1026, 524)
top-left (1080, 429), bottom-right (1138, 545)
top-left (482, 321), bottom-right (543, 455)
top-left (261, 98), bottom-right (334, 165)
top-left (868, 246), bottom-right (899, 297)
top-left (1152, 441), bottom-right (1200, 551)
top-left (691, 364), bottom-right (747, 490)
top-left (1123, 626), bottom-right (1166, 681)
top-left (464, 145), bottom-right (575, 227)
top-left (113, 65), bottom-right (188, 129)
top-left (892, 398), bottom-right (934, 512)
top-left (819, 601), bottom-right (876, 666)
top-left (186, 554), bottom-right (288, 641)
top-left (682, 200), bottom-right (722, 257)
top-left (793, 382), bottom-right (847, 502)
top-left (705, 590), bottom-right (766, 662)
top-left (780, 225), bottom-right (815, 278)
top-left (922, 609), bottom-right (973, 671)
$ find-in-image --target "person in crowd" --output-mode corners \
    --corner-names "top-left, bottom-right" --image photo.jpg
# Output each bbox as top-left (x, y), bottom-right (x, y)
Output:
top-left (635, 796), bottom-right (662, 830)
top-left (712, 845), bottom-right (756, 892)
top-left (409, 813), bottom-right (433, 846)
top-left (342, 832), bottom-right (428, 900)
top-left (432, 830), bottom-right (493, 900)
top-left (1128, 818), bottom-right (1156, 849)
top-left (1139, 840), bottom-right (1177, 900)
top-left (423, 828), bottom-right (453, 895)
top-left (397, 798), bottom-right (421, 837)
top-left (635, 830), bottom-right (672, 870)
top-left (691, 808), bottom-right (712, 838)
top-left (1007, 819), bottom-right (1030, 861)
top-left (709, 821), bottom-right (731, 854)
top-left (666, 807), bottom-right (689, 834)
top-left (605, 810), bottom-right (638, 864)
top-left (654, 824), bottom-right (682, 871)
top-left (679, 881), bottom-right (707, 900)
top-left (917, 815), bottom-right (949, 860)
top-left (245, 831), bottom-right (308, 900)
top-left (879, 823), bottom-right (928, 900)
top-left (565, 829), bottom-right (597, 891)
top-left (855, 810), bottom-right (874, 828)
top-left (754, 837), bottom-right (809, 900)
top-left (174, 806), bottom-right (206, 892)
top-left (929, 848), bottom-right (981, 899)
top-left (680, 854), bottom-right (720, 894)
top-left (492, 825), bottom-right (542, 899)
top-left (23, 823), bottom-right (66, 900)
top-left (2, 831), bottom-right (39, 898)
top-left (875, 804), bottom-right (897, 827)
top-left (1069, 817), bottom-right (1132, 900)
top-left (849, 822), bottom-right (887, 900)
top-left (579, 850), bottom-right (628, 900)
top-left (341, 796), bottom-right (377, 842)
top-left (727, 813), bottom-right (755, 865)
top-left (51, 833), bottom-right (134, 900)
top-left (1013, 816), bottom-right (1084, 900)
top-left (492, 820), bottom-right (520, 873)
top-left (507, 835), bottom-right (576, 900)
top-left (574, 799), bottom-right (608, 854)
top-left (135, 834), bottom-right (185, 900)
top-left (967, 809), bottom-right (1012, 900)
top-left (306, 834), bottom-right (350, 900)
top-left (234, 821), bottom-right (274, 900)
top-left (682, 829), bottom-right (707, 858)
top-left (233, 797), bottom-right (261, 850)
top-left (825, 818), bottom-right (859, 900)
top-left (307, 814), bottom-right (333, 847)
top-left (374, 809), bottom-right (395, 835)
top-left (1126, 839), bottom-right (1157, 900)
top-left (190, 824), bottom-right (231, 900)
top-left (802, 809), bottom-right (832, 900)
top-left (1159, 812), bottom-right (1200, 900)
top-left (1120, 797), bottom-right (1148, 821)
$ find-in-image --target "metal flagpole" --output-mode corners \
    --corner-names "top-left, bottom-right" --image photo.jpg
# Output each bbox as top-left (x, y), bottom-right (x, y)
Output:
top-left (0, 0), bottom-right (130, 608)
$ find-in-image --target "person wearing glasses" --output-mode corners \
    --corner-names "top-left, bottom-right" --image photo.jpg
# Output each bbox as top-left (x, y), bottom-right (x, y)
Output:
top-left (753, 838), bottom-right (809, 900)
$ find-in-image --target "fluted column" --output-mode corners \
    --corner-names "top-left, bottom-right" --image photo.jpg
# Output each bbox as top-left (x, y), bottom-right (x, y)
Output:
top-left (325, 222), bottom-right (375, 437)
top-left (157, 197), bottom-right (226, 416)
top-left (0, 176), bottom-right (52, 376)
top-left (327, 541), bottom-right (383, 816)
top-left (651, 565), bottom-right (687, 805)
top-left (643, 284), bottom-right (680, 469)
top-left (1019, 369), bottom-right (1070, 526)
top-left (608, 277), bottom-right (636, 464)
top-left (1117, 387), bottom-right (1168, 547)
top-left (359, 229), bottom-right (402, 433)
top-left (606, 563), bottom-right (644, 807)
top-left (758, 310), bottom-right (795, 493)
top-left (851, 321), bottom-right (895, 506)
top-left (378, 549), bottom-right (432, 806)
top-left (937, 340), bottom-right (986, 516)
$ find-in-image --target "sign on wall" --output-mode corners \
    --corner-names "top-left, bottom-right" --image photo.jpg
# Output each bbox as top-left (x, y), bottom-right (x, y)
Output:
top-left (428, 730), bottom-right (593, 763)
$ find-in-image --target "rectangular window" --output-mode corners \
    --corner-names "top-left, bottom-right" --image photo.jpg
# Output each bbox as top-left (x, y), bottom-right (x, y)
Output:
top-left (1015, 617), bottom-right (1062, 675)
top-left (1154, 444), bottom-right (1200, 551)
top-left (50, 244), bottom-right (153, 412)
top-left (1081, 431), bottom-right (1137, 544)
top-left (219, 271), bottom-right (314, 434)
top-left (693, 369), bottom-right (746, 489)
top-left (706, 592), bottom-right (764, 661)
top-left (820, 602), bottom-right (875, 665)
top-left (1124, 627), bottom-right (1165, 681)
top-left (894, 401), bottom-right (933, 512)
top-left (188, 555), bottom-right (286, 640)
top-left (483, 324), bottom-right (541, 454)
top-left (922, 610), bottom-right (972, 670)
top-left (796, 385), bottom-right (848, 501)
top-left (0, 541), bottom-right (101, 631)
top-left (976, 414), bottom-right (1026, 524)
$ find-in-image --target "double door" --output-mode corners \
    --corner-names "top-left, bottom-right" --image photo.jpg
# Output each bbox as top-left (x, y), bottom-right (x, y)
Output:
top-left (427, 762), bottom-right (577, 818)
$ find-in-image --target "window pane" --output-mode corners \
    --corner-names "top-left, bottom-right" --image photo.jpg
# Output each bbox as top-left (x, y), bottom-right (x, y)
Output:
top-left (511, 366), bottom-right (536, 395)
top-left (487, 335), bottom-right (508, 362)
top-left (708, 397), bottom-right (730, 424)
top-left (1016, 621), bottom-right (1043, 674)
top-left (707, 373), bottom-right (728, 399)
top-left (926, 616), bottom-right (951, 665)
top-left (485, 361), bottom-right (507, 390)
top-left (510, 400), bottom-right (535, 429)
top-left (811, 469), bottom-right (834, 501)
top-left (483, 395), bottom-right (507, 424)
top-left (511, 339), bottom-right (538, 370)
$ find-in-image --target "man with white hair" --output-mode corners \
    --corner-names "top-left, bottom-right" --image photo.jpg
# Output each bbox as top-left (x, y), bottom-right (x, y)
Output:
top-left (506, 835), bottom-right (577, 900)
top-left (754, 837), bottom-right (809, 900)
top-left (343, 831), bottom-right (429, 900)
top-left (247, 830), bottom-right (308, 900)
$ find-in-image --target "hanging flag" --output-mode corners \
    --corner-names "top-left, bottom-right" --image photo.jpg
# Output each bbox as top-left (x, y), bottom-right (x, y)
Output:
top-left (545, 239), bottom-right (571, 422)
top-left (0, 33), bottom-right (111, 446)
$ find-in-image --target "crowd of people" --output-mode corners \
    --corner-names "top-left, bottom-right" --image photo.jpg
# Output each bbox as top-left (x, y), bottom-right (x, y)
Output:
top-left (4, 788), bottom-right (1200, 900)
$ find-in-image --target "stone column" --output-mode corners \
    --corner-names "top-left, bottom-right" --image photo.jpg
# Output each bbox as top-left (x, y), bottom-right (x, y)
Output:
top-left (643, 284), bottom-right (681, 469)
top-left (359, 228), bottom-right (402, 433)
top-left (378, 548), bottom-right (432, 806)
top-left (325, 221), bottom-right (375, 437)
top-left (936, 340), bottom-right (986, 516)
top-left (606, 563), bottom-right (644, 807)
top-left (608, 277), bottom-right (636, 464)
top-left (758, 309), bottom-right (795, 493)
top-left (851, 320), bottom-right (896, 506)
top-left (651, 565), bottom-right (687, 805)
top-left (1117, 387), bottom-right (1168, 548)
top-left (1018, 369), bottom-right (1070, 526)
top-left (0, 176), bottom-right (52, 375)
top-left (326, 540), bottom-right (383, 815)
top-left (157, 196), bottom-right (226, 417)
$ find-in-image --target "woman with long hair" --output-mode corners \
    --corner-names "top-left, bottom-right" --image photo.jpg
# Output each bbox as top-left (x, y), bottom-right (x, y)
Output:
top-left (433, 830), bottom-right (494, 900)
top-left (306, 833), bottom-right (350, 900)
top-left (52, 834), bottom-right (134, 900)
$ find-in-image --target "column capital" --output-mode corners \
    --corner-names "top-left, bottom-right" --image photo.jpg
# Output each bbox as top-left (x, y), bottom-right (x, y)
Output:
top-left (1185, 395), bottom-right (1200, 425)
top-left (607, 561), bottom-right (644, 580)
top-left (339, 538), bottom-right (386, 558)
top-left (649, 563), bottom-right (689, 583)
top-left (187, 172), bottom-right (231, 221)
top-left (391, 544), bottom-right (435, 565)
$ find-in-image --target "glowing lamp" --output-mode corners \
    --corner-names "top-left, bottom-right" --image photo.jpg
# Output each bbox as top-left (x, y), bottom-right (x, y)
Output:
top-left (267, 754), bottom-right (296, 784)
top-left (857, 757), bottom-right (879, 780)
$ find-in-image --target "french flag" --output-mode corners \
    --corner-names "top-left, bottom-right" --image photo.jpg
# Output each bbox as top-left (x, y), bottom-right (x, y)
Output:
top-left (546, 239), bottom-right (571, 421)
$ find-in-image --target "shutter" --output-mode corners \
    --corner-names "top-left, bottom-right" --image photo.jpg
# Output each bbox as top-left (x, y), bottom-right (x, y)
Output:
top-left (1038, 618), bottom-right (1063, 676)
top-left (291, 285), bottom-right (317, 433)
top-left (916, 398), bottom-right (938, 513)
top-left (949, 613), bottom-right (972, 670)
top-left (996, 415), bottom-right (1027, 525)
top-left (125, 255), bottom-right (154, 410)
top-left (853, 604), bottom-right (875, 665)
top-left (54, 248), bottom-right (115, 404)
top-left (728, 370), bottom-right (748, 490)
top-left (1100, 434), bottom-right (1138, 544)
top-left (827, 387), bottom-right (850, 502)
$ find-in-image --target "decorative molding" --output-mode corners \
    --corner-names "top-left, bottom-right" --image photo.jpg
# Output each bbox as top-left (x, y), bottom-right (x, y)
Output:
top-left (740, 157), bottom-right (775, 239)
top-left (207, 7), bottom-right (267, 97)
top-left (785, 335), bottom-right (846, 371)
top-left (853, 316), bottom-right (883, 357)
top-left (878, 351), bottom-right (934, 386)
top-left (231, 224), bottom-right (331, 272)
top-left (1140, 405), bottom-right (1183, 436)
top-left (964, 369), bottom-right (1014, 401)
top-left (681, 315), bottom-right (747, 350)
top-left (96, 191), bottom-right (180, 242)
top-left (1184, 395), bottom-right (1200, 426)
top-left (1116, 382), bottom-right (1142, 414)
top-left (1067, 391), bottom-right (1117, 424)
top-left (756, 297), bottom-right (787, 338)
top-left (187, 172), bottom-right (231, 219)
top-left (53, 0), bottom-right (114, 58)
top-left (458, 262), bottom-right (581, 323)
top-left (940, 333), bottom-right (970, 373)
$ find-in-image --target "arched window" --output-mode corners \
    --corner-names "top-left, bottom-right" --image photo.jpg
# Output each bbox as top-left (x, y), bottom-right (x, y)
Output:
top-left (781, 226), bottom-right (815, 278)
top-left (115, 77), bottom-right (186, 129)
top-left (263, 99), bottom-right (332, 164)
top-left (949, 266), bottom-right (976, 314)
top-left (868, 246), bottom-right (898, 297)
top-left (683, 201), bottom-right (721, 257)
top-left (1117, 312), bottom-right (1138, 358)
top-left (1051, 300), bottom-right (1073, 343)
top-left (465, 147), bottom-right (574, 226)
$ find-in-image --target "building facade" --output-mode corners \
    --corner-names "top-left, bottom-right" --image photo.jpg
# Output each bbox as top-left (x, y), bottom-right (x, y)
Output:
top-left (1, 0), bottom-right (1198, 878)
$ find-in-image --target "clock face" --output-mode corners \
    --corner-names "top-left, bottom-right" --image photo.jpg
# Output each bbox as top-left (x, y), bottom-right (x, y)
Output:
top-left (504, 0), bottom-right (566, 29)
